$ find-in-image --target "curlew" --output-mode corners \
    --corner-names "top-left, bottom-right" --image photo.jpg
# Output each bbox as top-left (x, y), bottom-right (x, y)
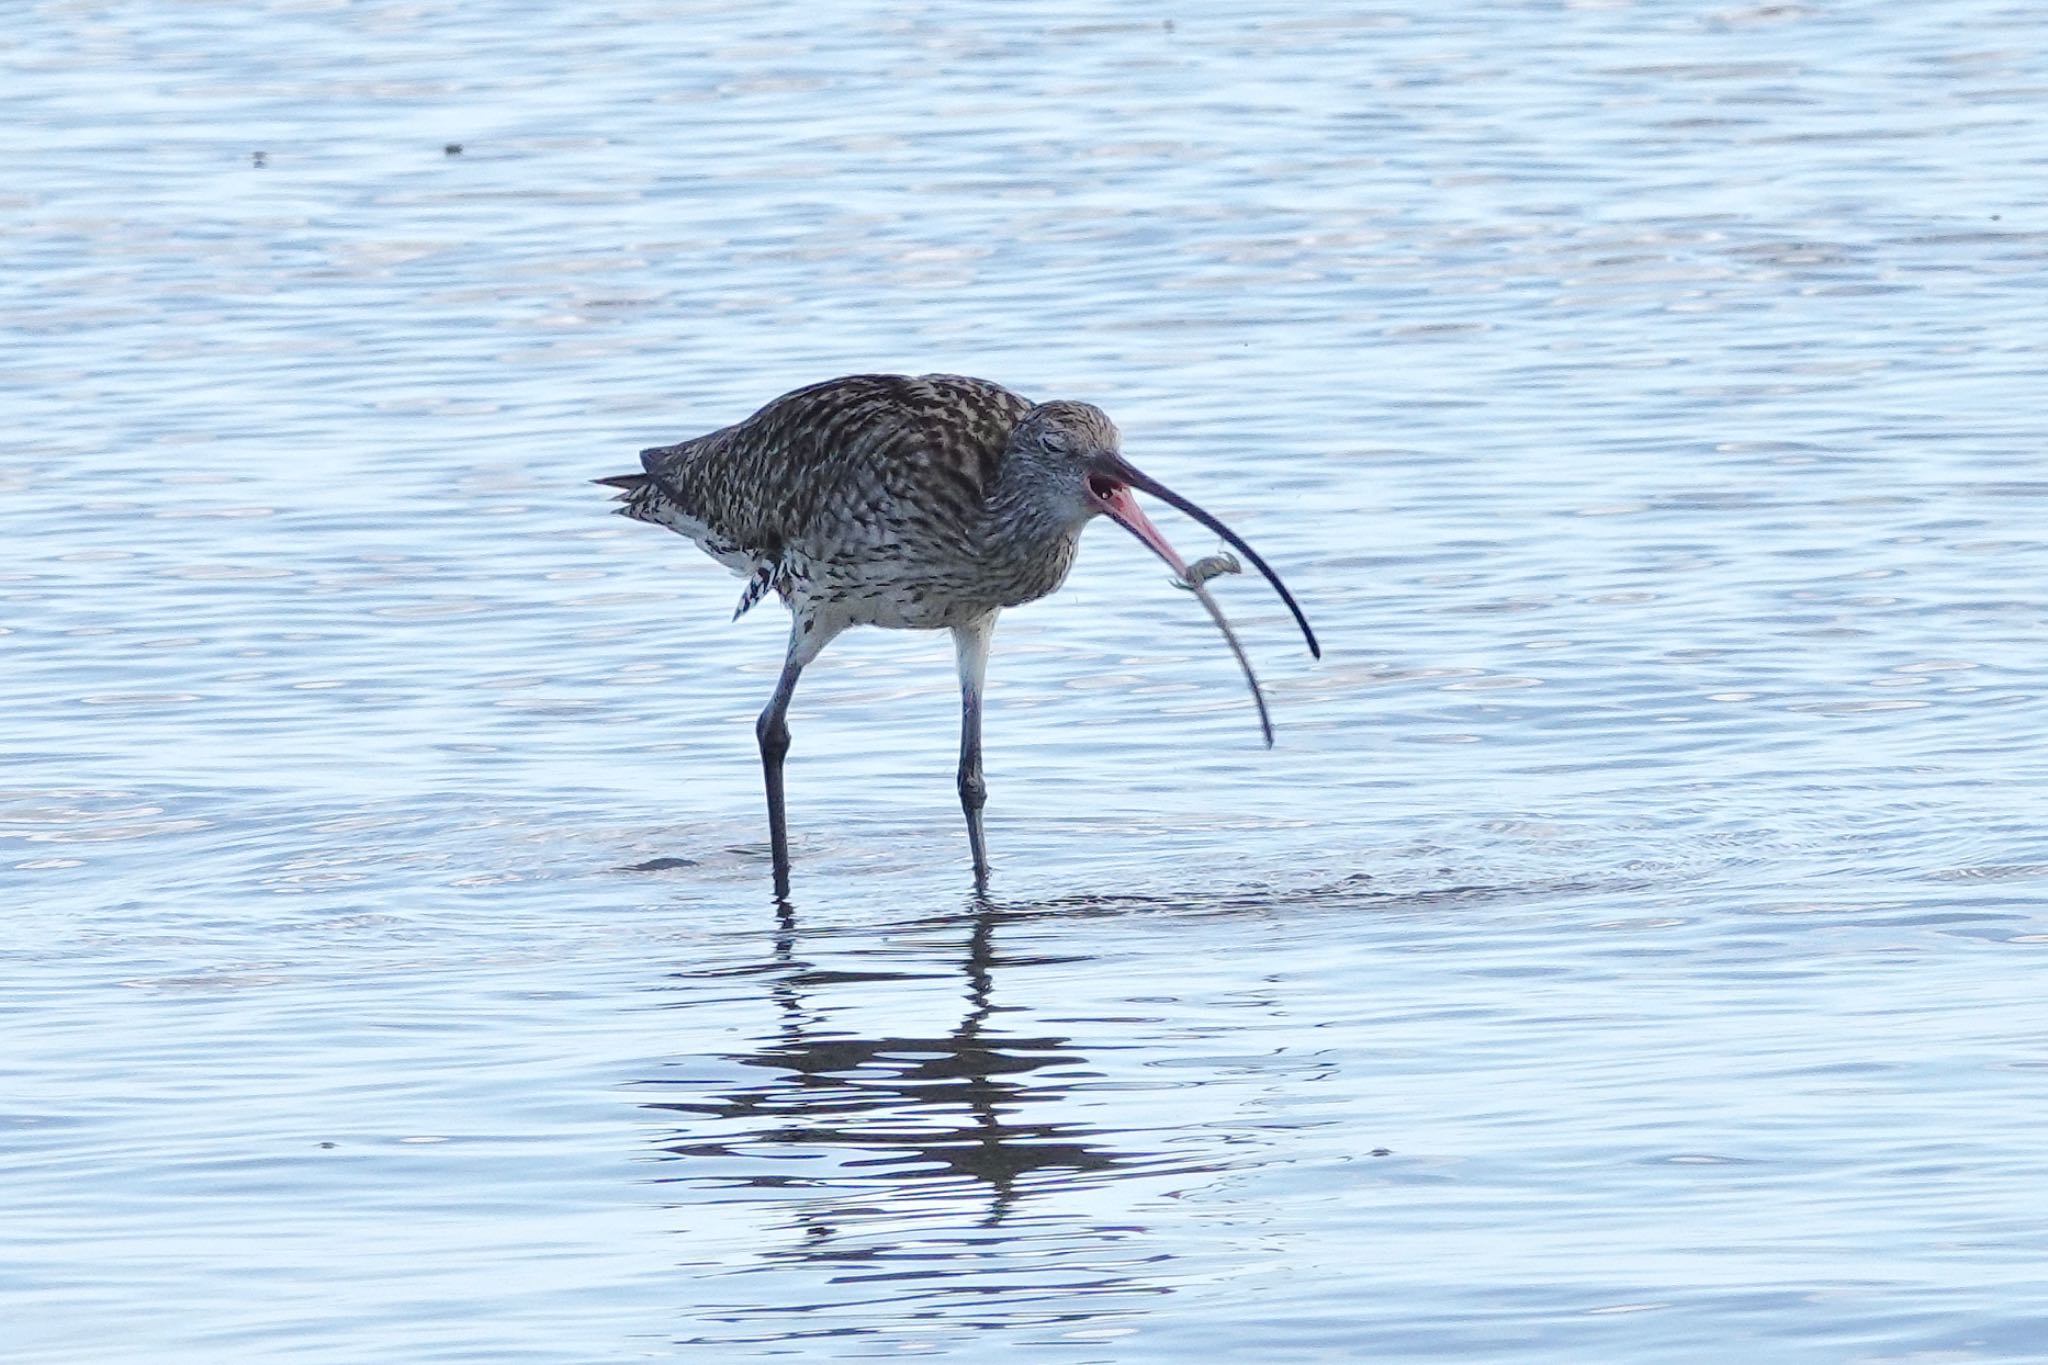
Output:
top-left (598, 373), bottom-right (1318, 897)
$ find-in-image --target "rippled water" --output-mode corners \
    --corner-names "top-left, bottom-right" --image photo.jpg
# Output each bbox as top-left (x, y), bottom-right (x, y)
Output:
top-left (9, 1), bottom-right (2048, 1359)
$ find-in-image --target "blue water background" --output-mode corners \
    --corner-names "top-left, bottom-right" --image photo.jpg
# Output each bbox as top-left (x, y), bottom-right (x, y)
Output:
top-left (7, 1), bottom-right (2048, 1359)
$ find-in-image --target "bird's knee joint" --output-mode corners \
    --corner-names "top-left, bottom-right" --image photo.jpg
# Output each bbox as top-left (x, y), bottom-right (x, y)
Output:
top-left (957, 767), bottom-right (986, 810)
top-left (757, 711), bottom-right (791, 761)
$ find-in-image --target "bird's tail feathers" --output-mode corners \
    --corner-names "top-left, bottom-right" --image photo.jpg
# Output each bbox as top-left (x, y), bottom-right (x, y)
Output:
top-left (596, 471), bottom-right (662, 522)
top-left (596, 468), bottom-right (732, 555)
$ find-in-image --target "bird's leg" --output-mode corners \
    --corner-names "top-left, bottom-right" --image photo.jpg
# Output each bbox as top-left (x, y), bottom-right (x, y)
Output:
top-left (757, 660), bottom-right (801, 901)
top-left (952, 613), bottom-right (997, 889)
top-left (758, 617), bottom-right (832, 900)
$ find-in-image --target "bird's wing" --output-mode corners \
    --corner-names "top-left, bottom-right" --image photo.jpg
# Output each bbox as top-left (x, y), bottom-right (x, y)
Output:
top-left (639, 374), bottom-right (1031, 561)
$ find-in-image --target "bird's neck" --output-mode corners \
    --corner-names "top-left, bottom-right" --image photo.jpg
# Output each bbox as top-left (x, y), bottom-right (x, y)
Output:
top-left (978, 461), bottom-right (1086, 605)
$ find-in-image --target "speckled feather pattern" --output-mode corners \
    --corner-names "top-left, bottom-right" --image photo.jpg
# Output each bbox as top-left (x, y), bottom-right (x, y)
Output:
top-left (607, 374), bottom-right (1095, 631)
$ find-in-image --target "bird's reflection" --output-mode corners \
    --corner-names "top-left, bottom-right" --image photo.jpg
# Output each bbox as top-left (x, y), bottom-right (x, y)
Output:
top-left (641, 897), bottom-right (1149, 1245)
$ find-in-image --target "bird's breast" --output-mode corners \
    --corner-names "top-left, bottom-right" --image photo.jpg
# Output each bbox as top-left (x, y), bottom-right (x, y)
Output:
top-left (789, 529), bottom-right (1079, 631)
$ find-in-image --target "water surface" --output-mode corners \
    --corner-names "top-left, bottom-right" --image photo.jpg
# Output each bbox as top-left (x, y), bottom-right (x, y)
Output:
top-left (7, 1), bottom-right (2048, 1359)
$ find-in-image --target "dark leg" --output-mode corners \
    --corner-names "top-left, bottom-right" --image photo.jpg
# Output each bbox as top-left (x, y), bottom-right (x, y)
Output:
top-left (952, 614), bottom-right (997, 889)
top-left (757, 657), bottom-right (801, 901)
top-left (758, 618), bottom-right (836, 900)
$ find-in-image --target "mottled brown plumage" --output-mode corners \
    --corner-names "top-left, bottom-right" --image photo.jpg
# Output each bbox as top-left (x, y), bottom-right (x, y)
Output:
top-left (608, 374), bottom-right (1111, 630)
top-left (600, 372), bottom-right (1318, 897)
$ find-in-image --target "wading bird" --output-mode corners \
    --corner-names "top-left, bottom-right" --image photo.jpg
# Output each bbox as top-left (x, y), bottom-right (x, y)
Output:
top-left (599, 373), bottom-right (1318, 897)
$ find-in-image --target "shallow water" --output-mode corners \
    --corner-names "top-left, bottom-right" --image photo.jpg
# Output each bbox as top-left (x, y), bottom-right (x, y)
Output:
top-left (8, 0), bottom-right (2048, 1359)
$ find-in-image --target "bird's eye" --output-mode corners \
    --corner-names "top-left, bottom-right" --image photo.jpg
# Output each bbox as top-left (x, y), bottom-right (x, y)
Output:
top-left (1039, 429), bottom-right (1071, 455)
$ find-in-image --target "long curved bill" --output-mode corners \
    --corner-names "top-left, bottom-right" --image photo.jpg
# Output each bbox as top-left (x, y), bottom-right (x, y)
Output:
top-left (1086, 453), bottom-right (1320, 747)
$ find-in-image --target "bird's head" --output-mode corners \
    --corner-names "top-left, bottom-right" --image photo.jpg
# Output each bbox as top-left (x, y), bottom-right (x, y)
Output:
top-left (1006, 400), bottom-right (1125, 528)
top-left (1006, 397), bottom-right (1322, 745)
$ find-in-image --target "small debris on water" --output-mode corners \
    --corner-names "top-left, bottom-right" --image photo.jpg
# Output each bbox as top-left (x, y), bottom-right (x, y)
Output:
top-left (1172, 551), bottom-right (1242, 592)
top-left (444, 142), bottom-right (463, 156)
top-left (625, 856), bottom-right (698, 872)
top-left (251, 150), bottom-right (268, 167)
